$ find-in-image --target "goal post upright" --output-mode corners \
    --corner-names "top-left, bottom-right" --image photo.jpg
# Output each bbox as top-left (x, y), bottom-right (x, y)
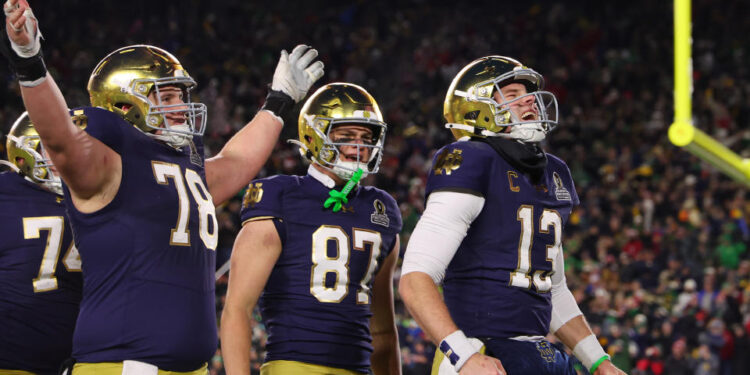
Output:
top-left (667, 0), bottom-right (750, 186)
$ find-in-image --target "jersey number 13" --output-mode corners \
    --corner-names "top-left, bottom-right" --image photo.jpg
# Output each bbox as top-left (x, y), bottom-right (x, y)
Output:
top-left (509, 206), bottom-right (561, 293)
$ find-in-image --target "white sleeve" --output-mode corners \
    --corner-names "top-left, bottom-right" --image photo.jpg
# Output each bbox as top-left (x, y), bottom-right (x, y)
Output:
top-left (401, 191), bottom-right (485, 284)
top-left (549, 247), bottom-right (583, 333)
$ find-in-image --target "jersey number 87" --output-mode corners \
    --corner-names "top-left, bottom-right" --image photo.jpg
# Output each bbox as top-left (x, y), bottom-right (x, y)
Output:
top-left (310, 225), bottom-right (381, 304)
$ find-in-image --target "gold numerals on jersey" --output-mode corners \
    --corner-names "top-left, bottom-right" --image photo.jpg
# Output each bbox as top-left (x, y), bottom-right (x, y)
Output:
top-left (310, 226), bottom-right (382, 304)
top-left (23, 216), bottom-right (81, 293)
top-left (242, 182), bottom-right (264, 209)
top-left (71, 110), bottom-right (88, 130)
top-left (433, 149), bottom-right (463, 175)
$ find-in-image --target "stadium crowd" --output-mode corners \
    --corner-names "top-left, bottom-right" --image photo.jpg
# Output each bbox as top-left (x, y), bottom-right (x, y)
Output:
top-left (2, 1), bottom-right (750, 374)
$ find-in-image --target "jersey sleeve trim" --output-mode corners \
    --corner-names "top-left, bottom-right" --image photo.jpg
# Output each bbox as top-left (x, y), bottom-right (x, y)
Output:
top-left (241, 215), bottom-right (279, 225)
top-left (430, 187), bottom-right (484, 198)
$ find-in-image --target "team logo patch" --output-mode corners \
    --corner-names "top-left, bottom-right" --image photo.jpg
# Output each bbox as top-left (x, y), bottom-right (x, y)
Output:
top-left (434, 148), bottom-right (463, 175)
top-left (552, 172), bottom-right (571, 201)
top-left (71, 110), bottom-right (88, 129)
top-left (370, 199), bottom-right (389, 227)
top-left (535, 341), bottom-right (556, 363)
top-left (242, 182), bottom-right (264, 209)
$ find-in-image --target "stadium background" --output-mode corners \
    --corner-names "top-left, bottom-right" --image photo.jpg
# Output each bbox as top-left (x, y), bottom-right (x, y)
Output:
top-left (1, 1), bottom-right (749, 374)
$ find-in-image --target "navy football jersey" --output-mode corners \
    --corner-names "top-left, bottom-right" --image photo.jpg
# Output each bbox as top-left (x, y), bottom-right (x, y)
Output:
top-left (425, 140), bottom-right (579, 339)
top-left (61, 107), bottom-right (217, 370)
top-left (0, 172), bottom-right (82, 374)
top-left (240, 172), bottom-right (402, 373)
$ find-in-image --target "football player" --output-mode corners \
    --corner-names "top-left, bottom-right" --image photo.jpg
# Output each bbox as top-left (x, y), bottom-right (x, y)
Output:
top-left (1, 1), bottom-right (324, 373)
top-left (0, 113), bottom-right (82, 375)
top-left (398, 56), bottom-right (625, 375)
top-left (221, 83), bottom-right (402, 375)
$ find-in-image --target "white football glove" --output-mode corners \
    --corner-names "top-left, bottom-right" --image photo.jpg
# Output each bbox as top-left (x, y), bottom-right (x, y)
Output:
top-left (271, 44), bottom-right (324, 103)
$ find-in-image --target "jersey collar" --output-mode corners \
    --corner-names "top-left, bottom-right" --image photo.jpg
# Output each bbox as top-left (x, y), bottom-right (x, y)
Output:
top-left (308, 164), bottom-right (337, 189)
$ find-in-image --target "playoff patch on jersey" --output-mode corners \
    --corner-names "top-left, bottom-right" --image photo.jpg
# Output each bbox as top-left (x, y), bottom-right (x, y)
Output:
top-left (552, 172), bottom-right (571, 201)
top-left (188, 140), bottom-right (203, 167)
top-left (370, 199), bottom-right (389, 227)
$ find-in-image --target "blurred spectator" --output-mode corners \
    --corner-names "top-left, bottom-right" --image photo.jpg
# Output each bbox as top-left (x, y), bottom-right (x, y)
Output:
top-left (663, 339), bottom-right (692, 375)
top-left (694, 344), bottom-right (720, 375)
top-left (731, 324), bottom-right (750, 375)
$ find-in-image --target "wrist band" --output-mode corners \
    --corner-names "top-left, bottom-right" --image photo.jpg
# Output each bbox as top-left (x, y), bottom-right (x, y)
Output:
top-left (573, 334), bottom-right (609, 373)
top-left (439, 330), bottom-right (479, 372)
top-left (15, 51), bottom-right (47, 87)
top-left (0, 29), bottom-right (48, 87)
top-left (260, 88), bottom-right (294, 125)
top-left (589, 354), bottom-right (610, 374)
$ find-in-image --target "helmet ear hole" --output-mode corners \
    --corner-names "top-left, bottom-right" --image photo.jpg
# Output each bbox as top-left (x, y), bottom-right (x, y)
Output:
top-left (304, 135), bottom-right (316, 151)
top-left (464, 111), bottom-right (480, 120)
top-left (114, 103), bottom-right (133, 113)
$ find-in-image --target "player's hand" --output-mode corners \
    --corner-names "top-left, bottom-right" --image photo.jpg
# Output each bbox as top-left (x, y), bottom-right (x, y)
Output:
top-left (593, 360), bottom-right (627, 375)
top-left (459, 353), bottom-right (506, 375)
top-left (4, 0), bottom-right (42, 59)
top-left (4, 0), bottom-right (34, 46)
top-left (271, 44), bottom-right (324, 103)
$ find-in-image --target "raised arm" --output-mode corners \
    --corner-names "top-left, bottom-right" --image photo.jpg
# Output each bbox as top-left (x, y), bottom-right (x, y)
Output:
top-left (220, 219), bottom-right (282, 374)
top-left (370, 236), bottom-right (402, 375)
top-left (205, 45), bottom-right (324, 204)
top-left (2, 0), bottom-right (120, 205)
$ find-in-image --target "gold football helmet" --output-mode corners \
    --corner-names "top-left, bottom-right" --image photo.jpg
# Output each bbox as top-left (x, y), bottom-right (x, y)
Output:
top-left (4, 112), bottom-right (62, 194)
top-left (87, 45), bottom-right (206, 148)
top-left (444, 56), bottom-right (558, 142)
top-left (294, 83), bottom-right (387, 179)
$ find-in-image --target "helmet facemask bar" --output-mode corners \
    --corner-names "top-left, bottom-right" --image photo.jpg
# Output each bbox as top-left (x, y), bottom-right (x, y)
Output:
top-left (313, 117), bottom-right (387, 180)
top-left (487, 69), bottom-right (558, 142)
top-left (7, 134), bottom-right (62, 194)
top-left (489, 89), bottom-right (559, 140)
top-left (130, 76), bottom-right (207, 147)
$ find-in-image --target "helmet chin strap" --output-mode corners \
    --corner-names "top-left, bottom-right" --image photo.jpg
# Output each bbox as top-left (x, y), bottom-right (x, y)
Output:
top-left (150, 124), bottom-right (193, 148)
top-left (445, 122), bottom-right (547, 143)
top-left (332, 160), bottom-right (369, 180)
top-left (41, 178), bottom-right (63, 195)
top-left (502, 122), bottom-right (547, 143)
